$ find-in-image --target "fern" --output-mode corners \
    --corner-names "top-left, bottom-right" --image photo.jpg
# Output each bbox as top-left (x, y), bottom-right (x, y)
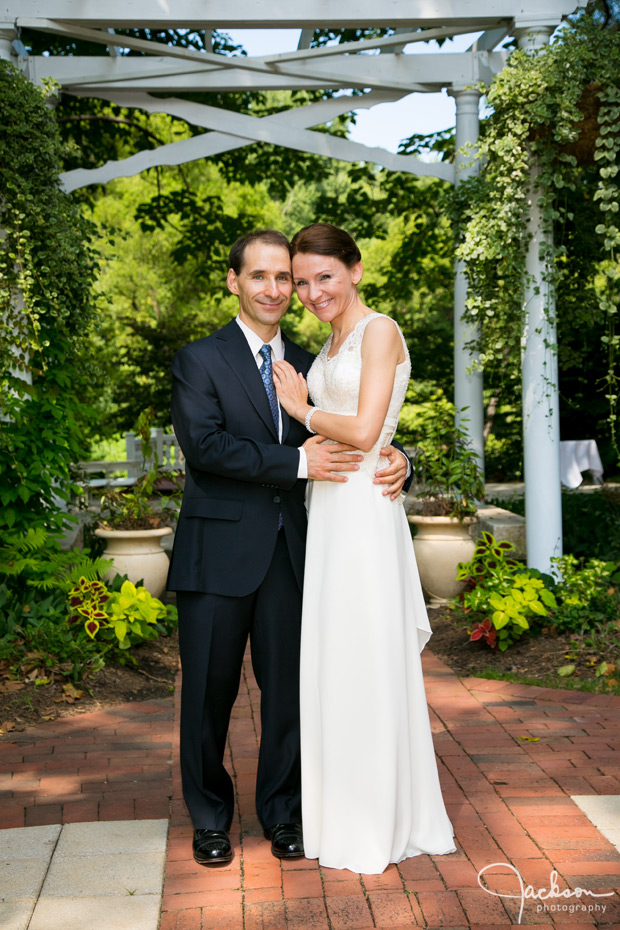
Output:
top-left (62, 555), bottom-right (113, 585)
top-left (7, 527), bottom-right (47, 552)
top-left (0, 528), bottom-right (112, 592)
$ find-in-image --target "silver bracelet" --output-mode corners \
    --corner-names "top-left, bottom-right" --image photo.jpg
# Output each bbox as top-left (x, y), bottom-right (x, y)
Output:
top-left (304, 407), bottom-right (319, 433)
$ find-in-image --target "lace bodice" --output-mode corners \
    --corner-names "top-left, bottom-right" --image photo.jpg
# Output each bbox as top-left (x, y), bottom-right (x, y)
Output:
top-left (307, 313), bottom-right (411, 477)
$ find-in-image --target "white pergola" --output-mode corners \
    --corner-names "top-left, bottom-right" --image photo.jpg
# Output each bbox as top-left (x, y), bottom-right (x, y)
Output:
top-left (0, 1), bottom-right (581, 572)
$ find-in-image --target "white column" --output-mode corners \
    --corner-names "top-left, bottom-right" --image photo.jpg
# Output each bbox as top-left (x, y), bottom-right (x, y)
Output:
top-left (517, 24), bottom-right (563, 572)
top-left (0, 29), bottom-right (17, 63)
top-left (0, 29), bottom-right (13, 60)
top-left (449, 87), bottom-right (484, 471)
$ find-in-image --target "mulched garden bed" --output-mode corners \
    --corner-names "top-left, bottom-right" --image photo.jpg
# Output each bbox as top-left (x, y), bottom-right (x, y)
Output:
top-left (0, 631), bottom-right (179, 737)
top-left (2, 607), bottom-right (619, 737)
top-left (428, 606), bottom-right (620, 690)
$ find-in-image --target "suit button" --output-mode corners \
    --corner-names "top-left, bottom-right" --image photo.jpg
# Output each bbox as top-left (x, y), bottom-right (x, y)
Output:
top-left (273, 495), bottom-right (281, 503)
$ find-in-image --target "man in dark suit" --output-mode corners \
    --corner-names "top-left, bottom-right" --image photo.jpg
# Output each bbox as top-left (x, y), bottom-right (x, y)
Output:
top-left (168, 229), bottom-right (409, 866)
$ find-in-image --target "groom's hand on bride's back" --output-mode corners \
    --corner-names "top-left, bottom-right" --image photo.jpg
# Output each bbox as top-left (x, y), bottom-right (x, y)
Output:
top-left (303, 435), bottom-right (363, 482)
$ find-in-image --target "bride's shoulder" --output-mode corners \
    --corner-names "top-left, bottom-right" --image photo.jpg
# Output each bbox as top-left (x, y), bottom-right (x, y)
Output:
top-left (362, 313), bottom-right (404, 340)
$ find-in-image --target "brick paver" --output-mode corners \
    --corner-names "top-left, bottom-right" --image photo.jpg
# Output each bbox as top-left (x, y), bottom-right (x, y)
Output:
top-left (0, 700), bottom-right (173, 828)
top-left (2, 646), bottom-right (620, 928)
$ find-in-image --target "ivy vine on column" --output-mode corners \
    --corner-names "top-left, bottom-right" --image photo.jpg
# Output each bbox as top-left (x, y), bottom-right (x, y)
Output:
top-left (453, 12), bottom-right (620, 455)
top-left (0, 61), bottom-right (98, 533)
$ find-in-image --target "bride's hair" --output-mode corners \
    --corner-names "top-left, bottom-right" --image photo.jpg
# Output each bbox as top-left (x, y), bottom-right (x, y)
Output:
top-left (291, 223), bottom-right (361, 268)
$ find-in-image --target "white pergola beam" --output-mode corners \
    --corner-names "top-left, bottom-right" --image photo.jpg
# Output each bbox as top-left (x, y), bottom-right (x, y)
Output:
top-left (60, 89), bottom-right (455, 191)
top-left (262, 25), bottom-right (503, 63)
top-left (265, 51), bottom-right (506, 92)
top-left (16, 17), bottom-right (299, 78)
top-left (1, 1), bottom-right (577, 29)
top-left (297, 29), bottom-right (314, 51)
top-left (17, 19), bottom-right (500, 66)
top-left (18, 19), bottom-right (504, 94)
top-left (28, 52), bottom-right (507, 94)
top-left (468, 27), bottom-right (510, 51)
top-left (61, 93), bottom-right (372, 191)
top-left (27, 56), bottom-right (330, 91)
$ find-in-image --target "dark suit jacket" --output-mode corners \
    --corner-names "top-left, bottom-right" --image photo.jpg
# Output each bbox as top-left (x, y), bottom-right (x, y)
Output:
top-left (167, 319), bottom-right (314, 598)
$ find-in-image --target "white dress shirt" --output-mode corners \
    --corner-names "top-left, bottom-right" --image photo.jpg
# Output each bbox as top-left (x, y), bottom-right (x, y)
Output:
top-left (235, 316), bottom-right (308, 478)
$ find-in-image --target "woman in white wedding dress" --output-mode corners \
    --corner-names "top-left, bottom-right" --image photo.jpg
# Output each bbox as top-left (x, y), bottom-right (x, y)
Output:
top-left (273, 223), bottom-right (455, 875)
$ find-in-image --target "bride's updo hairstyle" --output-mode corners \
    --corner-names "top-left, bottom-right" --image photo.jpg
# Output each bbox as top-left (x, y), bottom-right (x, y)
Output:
top-left (290, 223), bottom-right (361, 268)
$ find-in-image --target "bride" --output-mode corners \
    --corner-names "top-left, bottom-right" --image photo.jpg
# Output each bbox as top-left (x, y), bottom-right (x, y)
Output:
top-left (273, 222), bottom-right (455, 874)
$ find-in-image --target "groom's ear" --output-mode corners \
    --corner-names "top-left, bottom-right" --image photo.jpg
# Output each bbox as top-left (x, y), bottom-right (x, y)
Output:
top-left (227, 268), bottom-right (239, 295)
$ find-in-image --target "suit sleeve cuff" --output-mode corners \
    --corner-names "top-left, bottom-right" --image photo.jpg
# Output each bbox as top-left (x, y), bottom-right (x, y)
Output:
top-left (399, 449), bottom-right (412, 478)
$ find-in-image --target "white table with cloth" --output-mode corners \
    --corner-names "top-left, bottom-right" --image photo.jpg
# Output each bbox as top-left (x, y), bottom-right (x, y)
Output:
top-left (560, 439), bottom-right (604, 489)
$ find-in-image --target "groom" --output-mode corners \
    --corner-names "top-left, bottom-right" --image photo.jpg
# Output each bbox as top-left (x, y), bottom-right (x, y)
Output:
top-left (168, 229), bottom-right (409, 866)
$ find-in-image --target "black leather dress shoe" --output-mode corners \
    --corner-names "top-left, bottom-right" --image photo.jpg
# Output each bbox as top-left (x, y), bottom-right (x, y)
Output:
top-left (192, 829), bottom-right (233, 866)
top-left (264, 822), bottom-right (304, 859)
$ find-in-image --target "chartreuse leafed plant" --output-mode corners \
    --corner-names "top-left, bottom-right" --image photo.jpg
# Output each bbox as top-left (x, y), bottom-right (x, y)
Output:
top-left (68, 577), bottom-right (174, 654)
top-left (454, 532), bottom-right (557, 651)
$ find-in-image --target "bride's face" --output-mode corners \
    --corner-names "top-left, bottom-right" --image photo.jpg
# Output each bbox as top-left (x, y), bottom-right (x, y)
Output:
top-left (292, 253), bottom-right (363, 324)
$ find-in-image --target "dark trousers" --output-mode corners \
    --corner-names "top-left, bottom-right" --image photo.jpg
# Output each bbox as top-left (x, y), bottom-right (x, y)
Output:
top-left (177, 531), bottom-right (303, 831)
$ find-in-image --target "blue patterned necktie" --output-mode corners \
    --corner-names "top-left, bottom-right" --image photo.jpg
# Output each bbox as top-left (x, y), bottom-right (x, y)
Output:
top-left (259, 344), bottom-right (283, 529)
top-left (259, 344), bottom-right (280, 435)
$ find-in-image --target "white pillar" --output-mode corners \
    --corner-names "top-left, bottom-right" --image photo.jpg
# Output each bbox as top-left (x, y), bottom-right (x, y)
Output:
top-left (0, 29), bottom-right (13, 59)
top-left (517, 25), bottom-right (563, 572)
top-left (449, 87), bottom-right (484, 472)
top-left (0, 29), bottom-right (15, 61)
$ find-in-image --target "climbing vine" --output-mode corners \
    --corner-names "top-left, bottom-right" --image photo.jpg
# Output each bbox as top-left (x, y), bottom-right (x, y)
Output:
top-left (455, 13), bottom-right (620, 453)
top-left (0, 61), bottom-right (98, 533)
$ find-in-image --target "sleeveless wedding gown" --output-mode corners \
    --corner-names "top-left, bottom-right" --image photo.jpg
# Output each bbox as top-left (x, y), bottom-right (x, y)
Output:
top-left (300, 313), bottom-right (455, 874)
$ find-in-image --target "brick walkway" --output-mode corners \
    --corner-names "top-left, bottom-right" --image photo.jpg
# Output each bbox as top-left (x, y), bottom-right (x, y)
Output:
top-left (2, 651), bottom-right (620, 929)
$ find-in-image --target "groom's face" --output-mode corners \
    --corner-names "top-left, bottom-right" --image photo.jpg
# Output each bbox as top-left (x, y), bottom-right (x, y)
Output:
top-left (227, 241), bottom-right (293, 336)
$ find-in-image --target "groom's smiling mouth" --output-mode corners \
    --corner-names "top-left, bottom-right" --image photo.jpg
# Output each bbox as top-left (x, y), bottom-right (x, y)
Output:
top-left (258, 300), bottom-right (286, 309)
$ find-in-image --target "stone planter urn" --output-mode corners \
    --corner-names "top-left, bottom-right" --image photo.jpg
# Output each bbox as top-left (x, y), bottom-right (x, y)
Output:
top-left (408, 515), bottom-right (477, 607)
top-left (94, 527), bottom-right (173, 599)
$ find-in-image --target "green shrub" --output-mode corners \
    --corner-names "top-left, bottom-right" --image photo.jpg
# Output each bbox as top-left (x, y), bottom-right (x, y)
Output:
top-left (0, 62), bottom-right (98, 535)
top-left (454, 531), bottom-right (620, 650)
top-left (487, 487), bottom-right (620, 561)
top-left (0, 583), bottom-right (99, 683)
top-left (550, 553), bottom-right (620, 633)
top-left (0, 528), bottom-right (177, 677)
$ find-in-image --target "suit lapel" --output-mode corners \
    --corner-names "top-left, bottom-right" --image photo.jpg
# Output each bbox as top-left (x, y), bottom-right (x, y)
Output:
top-left (282, 335), bottom-right (310, 371)
top-left (216, 320), bottom-right (278, 440)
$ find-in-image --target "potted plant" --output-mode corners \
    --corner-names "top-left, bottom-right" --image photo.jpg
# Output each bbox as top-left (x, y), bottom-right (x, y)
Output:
top-left (406, 414), bottom-right (485, 606)
top-left (94, 410), bottom-right (182, 598)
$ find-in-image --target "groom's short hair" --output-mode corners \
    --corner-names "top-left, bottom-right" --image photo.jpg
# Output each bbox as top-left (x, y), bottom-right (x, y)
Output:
top-left (229, 229), bottom-right (291, 275)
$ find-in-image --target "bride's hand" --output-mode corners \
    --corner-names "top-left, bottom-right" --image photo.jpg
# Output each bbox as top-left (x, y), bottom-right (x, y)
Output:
top-left (273, 360), bottom-right (309, 420)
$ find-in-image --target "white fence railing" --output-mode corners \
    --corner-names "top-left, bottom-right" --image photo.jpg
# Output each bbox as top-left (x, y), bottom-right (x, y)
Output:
top-left (78, 428), bottom-right (184, 496)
